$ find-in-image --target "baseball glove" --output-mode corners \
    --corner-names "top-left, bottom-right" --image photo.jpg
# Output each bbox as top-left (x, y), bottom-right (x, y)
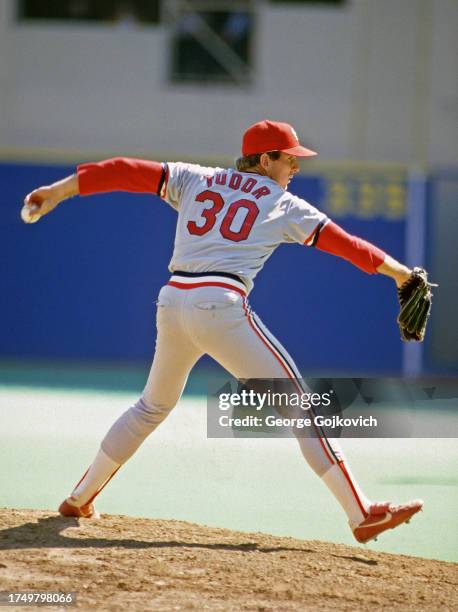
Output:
top-left (397, 267), bottom-right (436, 342)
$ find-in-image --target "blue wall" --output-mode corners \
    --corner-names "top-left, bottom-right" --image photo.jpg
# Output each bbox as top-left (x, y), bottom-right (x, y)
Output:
top-left (1, 162), bottom-right (407, 374)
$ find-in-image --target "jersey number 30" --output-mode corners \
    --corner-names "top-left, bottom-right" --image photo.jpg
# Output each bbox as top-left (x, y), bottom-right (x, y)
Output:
top-left (187, 190), bottom-right (259, 242)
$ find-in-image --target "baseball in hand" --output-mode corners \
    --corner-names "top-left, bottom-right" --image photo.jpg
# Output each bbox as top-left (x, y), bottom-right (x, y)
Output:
top-left (20, 204), bottom-right (41, 224)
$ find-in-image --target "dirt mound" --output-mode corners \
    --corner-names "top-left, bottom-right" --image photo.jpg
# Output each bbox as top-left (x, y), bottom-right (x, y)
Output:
top-left (0, 509), bottom-right (456, 611)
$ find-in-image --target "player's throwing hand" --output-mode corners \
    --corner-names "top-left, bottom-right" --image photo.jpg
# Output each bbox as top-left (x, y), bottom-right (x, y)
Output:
top-left (22, 175), bottom-right (78, 223)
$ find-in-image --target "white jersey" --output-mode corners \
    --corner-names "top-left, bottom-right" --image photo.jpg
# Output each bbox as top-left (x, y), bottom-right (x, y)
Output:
top-left (162, 162), bottom-right (328, 292)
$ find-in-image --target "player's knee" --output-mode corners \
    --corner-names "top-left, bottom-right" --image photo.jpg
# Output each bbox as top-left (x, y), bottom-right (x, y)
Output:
top-left (100, 397), bottom-right (174, 464)
top-left (134, 396), bottom-right (174, 425)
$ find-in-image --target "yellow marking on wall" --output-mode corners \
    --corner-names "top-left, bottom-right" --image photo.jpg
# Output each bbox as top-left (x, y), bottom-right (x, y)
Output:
top-left (323, 169), bottom-right (407, 219)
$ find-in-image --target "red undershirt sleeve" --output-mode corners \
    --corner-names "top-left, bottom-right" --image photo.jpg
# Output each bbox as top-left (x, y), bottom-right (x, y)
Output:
top-left (77, 157), bottom-right (166, 196)
top-left (315, 220), bottom-right (386, 274)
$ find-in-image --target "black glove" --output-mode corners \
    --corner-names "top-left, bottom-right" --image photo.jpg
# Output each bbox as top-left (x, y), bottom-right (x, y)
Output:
top-left (397, 267), bottom-right (436, 342)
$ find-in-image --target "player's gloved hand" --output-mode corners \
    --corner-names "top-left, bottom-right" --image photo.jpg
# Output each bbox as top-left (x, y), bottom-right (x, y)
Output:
top-left (397, 267), bottom-right (436, 342)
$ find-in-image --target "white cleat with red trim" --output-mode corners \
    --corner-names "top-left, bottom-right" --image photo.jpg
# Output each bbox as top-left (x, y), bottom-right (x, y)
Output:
top-left (351, 499), bottom-right (423, 543)
top-left (58, 497), bottom-right (100, 519)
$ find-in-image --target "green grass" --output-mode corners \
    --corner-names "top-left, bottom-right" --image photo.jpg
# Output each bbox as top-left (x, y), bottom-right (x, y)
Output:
top-left (1, 385), bottom-right (457, 562)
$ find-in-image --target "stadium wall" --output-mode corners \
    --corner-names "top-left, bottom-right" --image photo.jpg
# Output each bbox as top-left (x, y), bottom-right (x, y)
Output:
top-left (0, 0), bottom-right (457, 166)
top-left (1, 161), bottom-right (413, 375)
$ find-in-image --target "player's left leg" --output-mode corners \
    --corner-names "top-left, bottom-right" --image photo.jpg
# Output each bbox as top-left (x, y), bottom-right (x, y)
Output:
top-left (196, 296), bottom-right (423, 541)
top-left (186, 290), bottom-right (372, 529)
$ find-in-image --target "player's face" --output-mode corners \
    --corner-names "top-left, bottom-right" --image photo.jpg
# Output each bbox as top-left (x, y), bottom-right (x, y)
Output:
top-left (263, 153), bottom-right (300, 189)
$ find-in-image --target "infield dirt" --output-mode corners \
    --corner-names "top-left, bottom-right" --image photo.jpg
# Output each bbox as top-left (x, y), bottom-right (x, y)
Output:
top-left (0, 509), bottom-right (456, 611)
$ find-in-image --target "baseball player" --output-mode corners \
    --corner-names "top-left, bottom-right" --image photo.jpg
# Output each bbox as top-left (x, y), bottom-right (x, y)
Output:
top-left (23, 120), bottom-right (423, 544)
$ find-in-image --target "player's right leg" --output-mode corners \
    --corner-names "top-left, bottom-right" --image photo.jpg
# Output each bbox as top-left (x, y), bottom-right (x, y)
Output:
top-left (59, 285), bottom-right (203, 517)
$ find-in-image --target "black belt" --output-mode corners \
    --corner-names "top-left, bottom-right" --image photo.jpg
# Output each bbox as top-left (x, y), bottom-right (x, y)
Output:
top-left (173, 270), bottom-right (246, 287)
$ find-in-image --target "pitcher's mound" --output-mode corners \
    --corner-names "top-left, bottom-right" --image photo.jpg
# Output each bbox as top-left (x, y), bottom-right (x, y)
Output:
top-left (0, 509), bottom-right (456, 611)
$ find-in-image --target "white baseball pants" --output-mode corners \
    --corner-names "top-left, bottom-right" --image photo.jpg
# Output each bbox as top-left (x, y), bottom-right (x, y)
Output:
top-left (89, 274), bottom-right (371, 525)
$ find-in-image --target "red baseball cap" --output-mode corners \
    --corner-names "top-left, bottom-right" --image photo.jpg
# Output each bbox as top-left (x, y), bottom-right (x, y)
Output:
top-left (242, 120), bottom-right (317, 157)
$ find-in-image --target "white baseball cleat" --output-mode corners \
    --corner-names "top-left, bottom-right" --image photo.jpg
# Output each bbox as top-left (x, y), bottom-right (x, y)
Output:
top-left (351, 499), bottom-right (423, 543)
top-left (58, 497), bottom-right (100, 519)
